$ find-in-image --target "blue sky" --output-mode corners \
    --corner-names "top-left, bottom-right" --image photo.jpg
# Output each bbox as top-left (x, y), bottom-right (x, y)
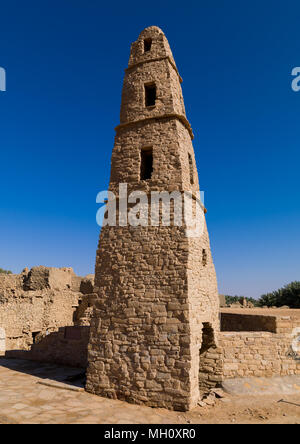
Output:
top-left (0, 0), bottom-right (299, 298)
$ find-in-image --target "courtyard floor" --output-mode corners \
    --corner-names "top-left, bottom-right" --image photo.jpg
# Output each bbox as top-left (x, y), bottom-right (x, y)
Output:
top-left (0, 358), bottom-right (300, 424)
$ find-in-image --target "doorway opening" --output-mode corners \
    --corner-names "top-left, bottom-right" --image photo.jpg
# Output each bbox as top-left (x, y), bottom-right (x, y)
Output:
top-left (32, 331), bottom-right (41, 345)
top-left (199, 322), bottom-right (222, 392)
top-left (200, 323), bottom-right (215, 355)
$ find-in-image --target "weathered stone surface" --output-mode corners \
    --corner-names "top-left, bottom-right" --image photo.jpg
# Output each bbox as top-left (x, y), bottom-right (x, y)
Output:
top-left (23, 266), bottom-right (76, 291)
top-left (0, 267), bottom-right (94, 354)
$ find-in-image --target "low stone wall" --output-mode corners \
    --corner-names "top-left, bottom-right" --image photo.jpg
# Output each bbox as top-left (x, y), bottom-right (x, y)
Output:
top-left (219, 320), bottom-right (300, 379)
top-left (221, 313), bottom-right (277, 333)
top-left (0, 327), bottom-right (5, 356)
top-left (6, 326), bottom-right (90, 368)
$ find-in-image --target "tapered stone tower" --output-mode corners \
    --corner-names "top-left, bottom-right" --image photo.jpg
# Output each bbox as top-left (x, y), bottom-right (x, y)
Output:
top-left (86, 26), bottom-right (220, 411)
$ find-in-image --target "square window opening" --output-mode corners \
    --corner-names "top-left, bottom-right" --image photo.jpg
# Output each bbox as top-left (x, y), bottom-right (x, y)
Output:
top-left (188, 153), bottom-right (194, 185)
top-left (144, 38), bottom-right (152, 52)
top-left (140, 148), bottom-right (153, 180)
top-left (202, 249), bottom-right (207, 267)
top-left (145, 84), bottom-right (156, 107)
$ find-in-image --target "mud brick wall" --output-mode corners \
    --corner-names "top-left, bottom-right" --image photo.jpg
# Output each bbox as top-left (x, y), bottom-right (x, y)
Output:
top-left (221, 313), bottom-right (277, 333)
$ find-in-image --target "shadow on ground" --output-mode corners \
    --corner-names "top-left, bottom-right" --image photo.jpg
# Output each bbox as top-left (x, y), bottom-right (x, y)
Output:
top-left (0, 357), bottom-right (85, 388)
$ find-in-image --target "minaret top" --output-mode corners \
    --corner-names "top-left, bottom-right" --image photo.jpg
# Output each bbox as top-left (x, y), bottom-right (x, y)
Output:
top-left (128, 26), bottom-right (180, 80)
top-left (118, 26), bottom-right (193, 135)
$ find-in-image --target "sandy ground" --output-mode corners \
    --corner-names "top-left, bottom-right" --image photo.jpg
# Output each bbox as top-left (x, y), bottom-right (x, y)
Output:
top-left (185, 394), bottom-right (300, 424)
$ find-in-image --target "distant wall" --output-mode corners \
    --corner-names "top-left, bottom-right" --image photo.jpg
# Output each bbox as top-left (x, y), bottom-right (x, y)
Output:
top-left (218, 294), bottom-right (226, 308)
top-left (6, 326), bottom-right (90, 368)
top-left (221, 313), bottom-right (277, 333)
top-left (0, 327), bottom-right (5, 356)
top-left (1, 291), bottom-right (81, 351)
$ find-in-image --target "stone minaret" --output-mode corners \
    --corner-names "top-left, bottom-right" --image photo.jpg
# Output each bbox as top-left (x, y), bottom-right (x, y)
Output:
top-left (86, 26), bottom-right (220, 411)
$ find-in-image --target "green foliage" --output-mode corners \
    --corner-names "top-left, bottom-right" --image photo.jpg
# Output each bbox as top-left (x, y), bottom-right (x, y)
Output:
top-left (258, 281), bottom-right (300, 308)
top-left (0, 268), bottom-right (12, 275)
top-left (225, 295), bottom-right (240, 305)
top-left (224, 295), bottom-right (259, 306)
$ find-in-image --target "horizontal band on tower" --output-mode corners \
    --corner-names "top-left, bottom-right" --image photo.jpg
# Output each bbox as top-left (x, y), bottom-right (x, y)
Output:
top-left (115, 113), bottom-right (194, 140)
top-left (126, 56), bottom-right (183, 83)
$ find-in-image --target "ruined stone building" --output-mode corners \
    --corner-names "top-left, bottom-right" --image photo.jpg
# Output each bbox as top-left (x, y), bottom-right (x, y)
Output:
top-left (0, 266), bottom-right (94, 367)
top-left (85, 26), bottom-right (220, 411)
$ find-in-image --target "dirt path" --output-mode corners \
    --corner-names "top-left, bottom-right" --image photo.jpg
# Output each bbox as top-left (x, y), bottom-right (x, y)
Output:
top-left (186, 394), bottom-right (300, 424)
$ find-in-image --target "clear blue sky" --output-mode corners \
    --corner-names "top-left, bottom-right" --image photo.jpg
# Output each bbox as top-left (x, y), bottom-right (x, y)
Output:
top-left (0, 0), bottom-right (299, 298)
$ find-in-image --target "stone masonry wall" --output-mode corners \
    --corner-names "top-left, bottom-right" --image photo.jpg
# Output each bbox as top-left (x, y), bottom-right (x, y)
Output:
top-left (218, 315), bottom-right (300, 379)
top-left (7, 326), bottom-right (90, 368)
top-left (199, 344), bottom-right (223, 391)
top-left (87, 225), bottom-right (195, 411)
